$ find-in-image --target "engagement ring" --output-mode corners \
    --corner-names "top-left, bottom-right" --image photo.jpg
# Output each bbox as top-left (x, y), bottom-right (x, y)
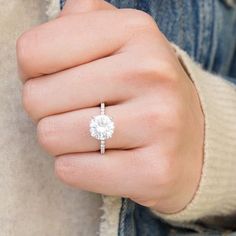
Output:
top-left (89, 103), bottom-right (115, 154)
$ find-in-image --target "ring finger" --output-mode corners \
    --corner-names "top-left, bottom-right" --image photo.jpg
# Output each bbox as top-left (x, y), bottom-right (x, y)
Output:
top-left (37, 101), bottom-right (152, 156)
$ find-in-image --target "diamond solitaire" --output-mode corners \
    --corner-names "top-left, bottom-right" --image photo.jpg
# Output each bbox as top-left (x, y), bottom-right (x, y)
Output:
top-left (89, 103), bottom-right (115, 154)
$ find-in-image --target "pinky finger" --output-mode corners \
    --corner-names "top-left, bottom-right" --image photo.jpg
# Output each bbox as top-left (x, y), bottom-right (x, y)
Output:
top-left (55, 150), bottom-right (139, 197)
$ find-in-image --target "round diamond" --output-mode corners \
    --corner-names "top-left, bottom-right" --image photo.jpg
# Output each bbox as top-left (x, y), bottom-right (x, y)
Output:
top-left (89, 115), bottom-right (115, 140)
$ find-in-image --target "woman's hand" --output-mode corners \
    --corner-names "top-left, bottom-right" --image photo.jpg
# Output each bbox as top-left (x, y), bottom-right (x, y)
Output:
top-left (16, 0), bottom-right (204, 214)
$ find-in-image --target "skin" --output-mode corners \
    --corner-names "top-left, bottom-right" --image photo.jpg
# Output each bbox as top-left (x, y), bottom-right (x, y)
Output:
top-left (16, 0), bottom-right (204, 214)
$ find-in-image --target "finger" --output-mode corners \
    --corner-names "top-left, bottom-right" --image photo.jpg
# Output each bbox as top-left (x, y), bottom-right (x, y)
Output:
top-left (37, 102), bottom-right (150, 156)
top-left (17, 10), bottom-right (138, 80)
top-left (54, 150), bottom-right (139, 196)
top-left (60, 0), bottom-right (116, 16)
top-left (23, 54), bottom-right (137, 120)
top-left (55, 147), bottom-right (172, 200)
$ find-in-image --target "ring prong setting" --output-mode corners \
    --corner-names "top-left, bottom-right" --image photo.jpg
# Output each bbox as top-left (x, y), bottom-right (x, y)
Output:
top-left (89, 114), bottom-right (115, 141)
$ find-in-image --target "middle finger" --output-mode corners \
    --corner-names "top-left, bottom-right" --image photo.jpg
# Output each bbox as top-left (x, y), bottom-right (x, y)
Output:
top-left (23, 54), bottom-right (138, 121)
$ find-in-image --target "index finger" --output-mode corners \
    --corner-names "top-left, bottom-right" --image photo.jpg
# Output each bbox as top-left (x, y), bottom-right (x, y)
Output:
top-left (16, 9), bottom-right (151, 81)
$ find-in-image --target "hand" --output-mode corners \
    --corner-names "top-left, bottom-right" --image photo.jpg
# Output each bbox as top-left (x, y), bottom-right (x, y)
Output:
top-left (16, 0), bottom-right (204, 214)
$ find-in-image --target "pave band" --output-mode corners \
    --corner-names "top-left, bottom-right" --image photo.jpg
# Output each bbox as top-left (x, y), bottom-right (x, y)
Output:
top-left (100, 140), bottom-right (105, 155)
top-left (100, 103), bottom-right (105, 154)
top-left (89, 103), bottom-right (115, 155)
top-left (101, 102), bottom-right (105, 115)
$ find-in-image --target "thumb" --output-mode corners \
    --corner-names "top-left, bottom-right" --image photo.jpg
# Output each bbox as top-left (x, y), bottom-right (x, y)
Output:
top-left (60, 0), bottom-right (116, 16)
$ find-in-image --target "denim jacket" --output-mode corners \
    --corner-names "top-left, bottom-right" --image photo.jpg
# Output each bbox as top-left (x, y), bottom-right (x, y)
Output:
top-left (60, 1), bottom-right (236, 235)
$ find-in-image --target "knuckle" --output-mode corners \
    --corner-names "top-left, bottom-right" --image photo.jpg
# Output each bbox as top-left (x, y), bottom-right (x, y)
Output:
top-left (157, 108), bottom-right (179, 135)
top-left (37, 117), bottom-right (57, 151)
top-left (157, 158), bottom-right (176, 186)
top-left (124, 9), bottom-right (157, 31)
top-left (124, 57), bottom-right (161, 86)
top-left (54, 158), bottom-right (69, 182)
top-left (161, 100), bottom-right (183, 131)
top-left (16, 29), bottom-right (39, 75)
top-left (22, 80), bottom-right (34, 115)
top-left (22, 80), bottom-right (39, 118)
top-left (132, 57), bottom-right (179, 85)
top-left (157, 60), bottom-right (179, 83)
top-left (136, 57), bottom-right (160, 78)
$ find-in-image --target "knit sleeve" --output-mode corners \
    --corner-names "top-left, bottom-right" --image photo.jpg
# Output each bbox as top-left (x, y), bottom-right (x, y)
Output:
top-left (151, 44), bottom-right (236, 223)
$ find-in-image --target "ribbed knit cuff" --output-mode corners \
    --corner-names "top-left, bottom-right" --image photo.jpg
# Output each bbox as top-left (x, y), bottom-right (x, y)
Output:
top-left (152, 44), bottom-right (236, 222)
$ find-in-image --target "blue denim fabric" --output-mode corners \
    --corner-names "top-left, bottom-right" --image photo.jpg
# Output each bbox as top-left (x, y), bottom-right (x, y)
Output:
top-left (60, 0), bottom-right (65, 9)
top-left (60, 0), bottom-right (236, 235)
top-left (107, 0), bottom-right (236, 79)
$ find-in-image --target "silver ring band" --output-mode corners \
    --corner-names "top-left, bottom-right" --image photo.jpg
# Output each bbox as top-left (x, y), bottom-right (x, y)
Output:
top-left (100, 103), bottom-right (106, 154)
top-left (100, 140), bottom-right (105, 155)
top-left (101, 102), bottom-right (105, 115)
